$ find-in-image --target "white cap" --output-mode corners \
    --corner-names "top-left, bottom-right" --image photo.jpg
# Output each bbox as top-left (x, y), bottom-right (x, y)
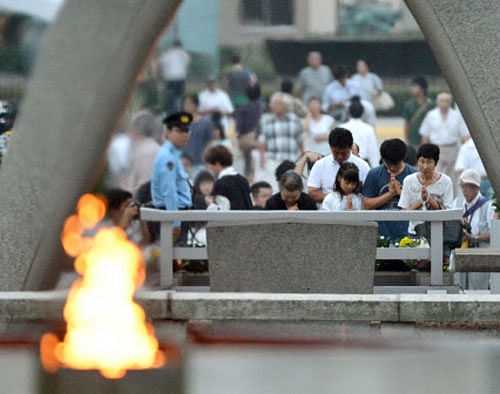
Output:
top-left (460, 169), bottom-right (481, 187)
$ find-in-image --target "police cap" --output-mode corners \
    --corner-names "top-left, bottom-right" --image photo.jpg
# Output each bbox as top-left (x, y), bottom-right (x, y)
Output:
top-left (163, 112), bottom-right (193, 131)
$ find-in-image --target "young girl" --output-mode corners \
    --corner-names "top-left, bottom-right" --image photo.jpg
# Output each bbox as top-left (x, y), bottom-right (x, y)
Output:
top-left (322, 163), bottom-right (363, 211)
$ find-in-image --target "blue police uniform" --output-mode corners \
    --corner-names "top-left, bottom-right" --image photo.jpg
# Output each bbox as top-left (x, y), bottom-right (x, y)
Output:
top-left (151, 140), bottom-right (192, 227)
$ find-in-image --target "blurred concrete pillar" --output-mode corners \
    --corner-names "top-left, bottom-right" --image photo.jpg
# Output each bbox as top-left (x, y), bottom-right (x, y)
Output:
top-left (307, 0), bottom-right (339, 35)
top-left (405, 0), bottom-right (500, 198)
top-left (0, 0), bottom-right (182, 290)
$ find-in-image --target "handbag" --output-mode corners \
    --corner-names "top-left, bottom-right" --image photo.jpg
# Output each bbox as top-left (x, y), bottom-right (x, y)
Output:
top-left (238, 130), bottom-right (257, 152)
top-left (373, 91), bottom-right (395, 111)
top-left (415, 220), bottom-right (464, 249)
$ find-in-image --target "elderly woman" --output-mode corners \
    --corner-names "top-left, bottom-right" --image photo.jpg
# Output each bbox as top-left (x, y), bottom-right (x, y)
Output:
top-left (351, 59), bottom-right (383, 104)
top-left (398, 143), bottom-right (453, 234)
top-left (265, 170), bottom-right (317, 211)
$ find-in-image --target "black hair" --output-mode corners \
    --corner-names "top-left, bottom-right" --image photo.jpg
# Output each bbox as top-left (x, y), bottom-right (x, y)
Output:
top-left (250, 181), bottom-right (272, 198)
top-left (105, 189), bottom-right (132, 211)
top-left (334, 163), bottom-right (362, 196)
top-left (193, 170), bottom-right (215, 195)
top-left (184, 93), bottom-right (199, 107)
top-left (416, 143), bottom-right (440, 164)
top-left (412, 76), bottom-right (428, 95)
top-left (246, 83), bottom-right (261, 101)
top-left (181, 152), bottom-right (193, 164)
top-left (275, 160), bottom-right (296, 182)
top-left (357, 58), bottom-right (369, 68)
top-left (307, 96), bottom-right (322, 104)
top-left (349, 100), bottom-right (364, 118)
top-left (405, 145), bottom-right (417, 166)
top-left (329, 127), bottom-right (353, 149)
top-left (279, 170), bottom-right (303, 192)
top-left (333, 65), bottom-right (349, 81)
top-left (203, 145), bottom-right (233, 167)
top-left (214, 122), bottom-right (225, 140)
top-left (380, 138), bottom-right (407, 165)
top-left (281, 79), bottom-right (294, 94)
top-left (231, 54), bottom-right (241, 64)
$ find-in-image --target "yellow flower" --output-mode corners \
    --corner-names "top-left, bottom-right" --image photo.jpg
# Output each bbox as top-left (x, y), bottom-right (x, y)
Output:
top-left (400, 237), bottom-right (413, 248)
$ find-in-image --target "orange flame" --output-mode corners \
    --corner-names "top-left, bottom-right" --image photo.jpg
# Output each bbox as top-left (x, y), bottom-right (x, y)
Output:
top-left (41, 194), bottom-right (164, 379)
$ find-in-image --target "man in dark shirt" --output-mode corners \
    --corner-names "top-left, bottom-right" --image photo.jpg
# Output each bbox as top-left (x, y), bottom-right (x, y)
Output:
top-left (203, 145), bottom-right (252, 210)
top-left (266, 170), bottom-right (317, 211)
top-left (182, 94), bottom-right (213, 175)
top-left (363, 138), bottom-right (418, 240)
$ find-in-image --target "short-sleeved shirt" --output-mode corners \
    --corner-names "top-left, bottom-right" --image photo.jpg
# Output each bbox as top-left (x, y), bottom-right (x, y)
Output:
top-left (183, 118), bottom-right (214, 165)
top-left (224, 69), bottom-right (251, 105)
top-left (258, 113), bottom-right (304, 161)
top-left (403, 97), bottom-right (434, 148)
top-left (322, 79), bottom-right (362, 111)
top-left (351, 72), bottom-right (383, 103)
top-left (305, 114), bottom-right (334, 156)
top-left (419, 108), bottom-right (469, 146)
top-left (340, 118), bottom-right (379, 167)
top-left (398, 172), bottom-right (454, 234)
top-left (454, 138), bottom-right (487, 178)
top-left (362, 164), bottom-right (418, 240)
top-left (322, 191), bottom-right (363, 211)
top-left (307, 153), bottom-right (370, 196)
top-left (297, 65), bottom-right (333, 105)
top-left (151, 140), bottom-right (192, 227)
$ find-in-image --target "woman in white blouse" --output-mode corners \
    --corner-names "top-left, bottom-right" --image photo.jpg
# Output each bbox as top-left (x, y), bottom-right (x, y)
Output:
top-left (352, 59), bottom-right (383, 104)
top-left (302, 97), bottom-right (334, 156)
top-left (399, 143), bottom-right (453, 234)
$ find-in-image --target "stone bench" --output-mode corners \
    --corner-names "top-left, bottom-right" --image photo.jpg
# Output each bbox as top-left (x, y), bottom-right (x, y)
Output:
top-left (454, 249), bottom-right (500, 272)
top-left (206, 219), bottom-right (378, 294)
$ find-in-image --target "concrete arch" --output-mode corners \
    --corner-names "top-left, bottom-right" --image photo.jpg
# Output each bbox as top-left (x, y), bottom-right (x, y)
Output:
top-left (0, 0), bottom-right (498, 290)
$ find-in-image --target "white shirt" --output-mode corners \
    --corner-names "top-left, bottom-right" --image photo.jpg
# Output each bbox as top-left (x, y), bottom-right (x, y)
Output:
top-left (452, 193), bottom-right (493, 236)
top-left (307, 153), bottom-right (370, 196)
top-left (398, 172), bottom-right (454, 233)
top-left (159, 47), bottom-right (190, 81)
top-left (352, 72), bottom-right (383, 103)
top-left (340, 118), bottom-right (379, 167)
top-left (322, 79), bottom-right (362, 110)
top-left (218, 166), bottom-right (238, 179)
top-left (306, 114), bottom-right (334, 156)
top-left (419, 108), bottom-right (469, 145)
top-left (360, 99), bottom-right (377, 126)
top-left (199, 89), bottom-right (234, 115)
top-left (454, 138), bottom-right (487, 178)
top-left (322, 191), bottom-right (363, 211)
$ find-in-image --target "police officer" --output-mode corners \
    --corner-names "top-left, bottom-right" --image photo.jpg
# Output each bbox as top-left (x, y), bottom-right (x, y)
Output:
top-left (151, 112), bottom-right (193, 240)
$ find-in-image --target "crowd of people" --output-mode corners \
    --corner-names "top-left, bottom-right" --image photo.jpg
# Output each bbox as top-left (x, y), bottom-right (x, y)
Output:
top-left (104, 48), bottom-right (497, 259)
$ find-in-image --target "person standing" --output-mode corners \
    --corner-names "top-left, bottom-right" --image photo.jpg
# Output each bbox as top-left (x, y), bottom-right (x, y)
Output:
top-left (403, 76), bottom-right (434, 148)
top-left (235, 84), bottom-right (265, 178)
top-left (307, 127), bottom-right (370, 204)
top-left (280, 79), bottom-right (308, 119)
top-left (265, 171), bottom-right (317, 211)
top-left (322, 65), bottom-right (361, 122)
top-left (182, 94), bottom-right (214, 178)
top-left (340, 100), bottom-right (379, 167)
top-left (123, 111), bottom-right (161, 194)
top-left (398, 143), bottom-right (454, 235)
top-left (303, 97), bottom-right (334, 156)
top-left (151, 112), bottom-right (193, 239)
top-left (198, 78), bottom-right (234, 132)
top-left (223, 53), bottom-right (256, 108)
top-left (204, 145), bottom-right (253, 210)
top-left (419, 92), bottom-right (469, 191)
top-left (159, 40), bottom-right (190, 114)
top-left (297, 51), bottom-right (333, 105)
top-left (363, 138), bottom-right (418, 240)
top-left (351, 59), bottom-right (383, 104)
top-left (258, 93), bottom-right (304, 192)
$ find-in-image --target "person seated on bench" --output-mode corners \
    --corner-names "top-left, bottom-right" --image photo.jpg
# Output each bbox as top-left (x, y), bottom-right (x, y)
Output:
top-left (452, 169), bottom-right (494, 248)
top-left (266, 170), bottom-right (317, 211)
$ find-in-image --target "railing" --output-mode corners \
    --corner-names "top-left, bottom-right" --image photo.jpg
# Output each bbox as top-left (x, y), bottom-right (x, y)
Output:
top-left (140, 208), bottom-right (463, 288)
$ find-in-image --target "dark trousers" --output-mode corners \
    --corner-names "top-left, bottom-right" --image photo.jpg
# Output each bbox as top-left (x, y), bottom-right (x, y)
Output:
top-left (165, 80), bottom-right (185, 115)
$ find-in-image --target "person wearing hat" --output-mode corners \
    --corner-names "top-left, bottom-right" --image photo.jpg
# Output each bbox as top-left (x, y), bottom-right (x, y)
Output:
top-left (452, 169), bottom-right (494, 249)
top-left (151, 112), bottom-right (193, 241)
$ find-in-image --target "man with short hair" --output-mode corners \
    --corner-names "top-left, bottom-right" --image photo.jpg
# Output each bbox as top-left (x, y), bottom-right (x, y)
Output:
top-left (258, 93), bottom-right (304, 191)
top-left (250, 181), bottom-right (273, 209)
top-left (307, 127), bottom-right (370, 204)
top-left (403, 76), bottom-right (434, 148)
top-left (297, 51), bottom-right (333, 105)
top-left (198, 78), bottom-right (234, 132)
top-left (159, 40), bottom-right (190, 114)
top-left (151, 112), bottom-right (193, 237)
top-left (363, 138), bottom-right (418, 240)
top-left (266, 170), bottom-right (317, 211)
top-left (419, 92), bottom-right (469, 190)
top-left (322, 65), bottom-right (361, 118)
top-left (341, 100), bottom-right (379, 167)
